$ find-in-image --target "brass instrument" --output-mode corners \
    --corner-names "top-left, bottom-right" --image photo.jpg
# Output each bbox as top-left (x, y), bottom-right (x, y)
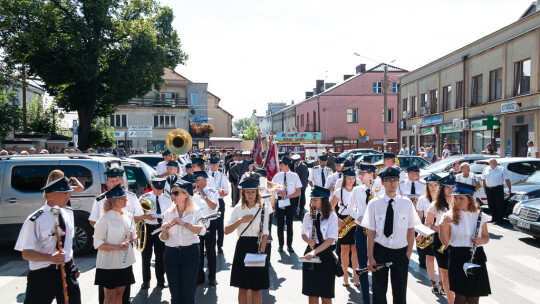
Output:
top-left (50, 207), bottom-right (69, 304)
top-left (338, 215), bottom-right (357, 239)
top-left (135, 197), bottom-right (156, 252)
top-left (417, 234), bottom-right (434, 249)
top-left (166, 129), bottom-right (192, 161)
top-left (309, 204), bottom-right (317, 270)
top-left (438, 244), bottom-right (448, 253)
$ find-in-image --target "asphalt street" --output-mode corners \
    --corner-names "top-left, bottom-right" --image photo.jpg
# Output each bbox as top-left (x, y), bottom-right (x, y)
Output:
top-left (2, 196), bottom-right (540, 304)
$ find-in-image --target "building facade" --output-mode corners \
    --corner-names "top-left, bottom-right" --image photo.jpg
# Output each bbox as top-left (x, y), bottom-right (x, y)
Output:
top-left (399, 8), bottom-right (540, 157)
top-left (271, 103), bottom-right (297, 133)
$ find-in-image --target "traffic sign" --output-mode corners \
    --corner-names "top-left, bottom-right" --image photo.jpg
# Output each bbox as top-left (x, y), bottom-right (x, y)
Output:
top-left (359, 130), bottom-right (367, 137)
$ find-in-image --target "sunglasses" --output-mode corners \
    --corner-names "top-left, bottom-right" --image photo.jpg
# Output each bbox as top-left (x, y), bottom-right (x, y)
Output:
top-left (171, 191), bottom-right (181, 196)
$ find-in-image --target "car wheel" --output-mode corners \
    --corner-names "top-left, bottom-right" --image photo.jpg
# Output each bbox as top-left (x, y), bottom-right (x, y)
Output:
top-left (73, 220), bottom-right (94, 255)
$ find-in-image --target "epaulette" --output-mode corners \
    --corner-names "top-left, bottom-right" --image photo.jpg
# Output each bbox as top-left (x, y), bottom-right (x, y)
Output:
top-left (96, 193), bottom-right (106, 201)
top-left (30, 210), bottom-right (44, 222)
top-left (314, 165), bottom-right (321, 169)
top-left (65, 206), bottom-right (73, 210)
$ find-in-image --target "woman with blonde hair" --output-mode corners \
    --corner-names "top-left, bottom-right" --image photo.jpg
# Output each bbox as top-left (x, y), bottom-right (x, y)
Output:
top-left (43, 170), bottom-right (85, 200)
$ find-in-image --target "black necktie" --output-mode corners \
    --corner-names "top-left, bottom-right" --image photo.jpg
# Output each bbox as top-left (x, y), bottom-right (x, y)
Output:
top-left (314, 213), bottom-right (324, 244)
top-left (339, 173), bottom-right (342, 179)
top-left (321, 168), bottom-right (325, 185)
top-left (156, 195), bottom-right (162, 224)
top-left (58, 211), bottom-right (66, 248)
top-left (365, 189), bottom-right (371, 205)
top-left (212, 171), bottom-right (215, 178)
top-left (384, 199), bottom-right (394, 237)
top-left (411, 182), bottom-right (416, 195)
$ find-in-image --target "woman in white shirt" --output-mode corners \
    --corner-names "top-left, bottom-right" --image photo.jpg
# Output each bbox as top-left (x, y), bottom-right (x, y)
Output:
top-left (93, 185), bottom-right (136, 304)
top-left (330, 169), bottom-right (359, 287)
top-left (159, 181), bottom-right (206, 304)
top-left (427, 175), bottom-right (455, 304)
top-left (416, 173), bottom-right (441, 294)
top-left (225, 177), bottom-right (272, 304)
top-left (301, 186), bottom-right (338, 303)
top-left (439, 182), bottom-right (491, 304)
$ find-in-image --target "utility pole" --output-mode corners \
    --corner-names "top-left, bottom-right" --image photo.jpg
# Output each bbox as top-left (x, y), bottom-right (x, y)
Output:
top-left (22, 65), bottom-right (27, 132)
top-left (383, 64), bottom-right (388, 151)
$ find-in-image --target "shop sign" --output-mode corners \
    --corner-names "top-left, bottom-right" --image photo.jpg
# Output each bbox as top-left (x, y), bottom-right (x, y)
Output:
top-left (128, 126), bottom-right (153, 137)
top-left (501, 101), bottom-right (517, 113)
top-left (114, 131), bottom-right (125, 138)
top-left (275, 132), bottom-right (322, 142)
top-left (470, 118), bottom-right (500, 131)
top-left (421, 127), bottom-right (436, 135)
top-left (421, 115), bottom-right (443, 126)
top-left (439, 124), bottom-right (459, 134)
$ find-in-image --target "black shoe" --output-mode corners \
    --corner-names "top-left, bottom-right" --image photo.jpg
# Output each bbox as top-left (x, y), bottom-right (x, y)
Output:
top-left (209, 279), bottom-right (218, 287)
top-left (197, 277), bottom-right (205, 285)
top-left (287, 246), bottom-right (295, 253)
top-left (157, 281), bottom-right (168, 288)
top-left (140, 282), bottom-right (150, 289)
top-left (278, 246), bottom-right (284, 253)
top-left (218, 248), bottom-right (224, 254)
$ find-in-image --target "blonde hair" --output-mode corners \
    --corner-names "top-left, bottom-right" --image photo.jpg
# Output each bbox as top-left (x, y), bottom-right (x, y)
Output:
top-left (169, 187), bottom-right (196, 214)
top-left (43, 170), bottom-right (65, 200)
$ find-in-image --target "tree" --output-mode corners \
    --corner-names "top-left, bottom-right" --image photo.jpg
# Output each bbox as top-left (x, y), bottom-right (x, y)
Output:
top-left (242, 123), bottom-right (260, 140)
top-left (0, 90), bottom-right (21, 142)
top-left (0, 0), bottom-right (187, 149)
top-left (27, 97), bottom-right (62, 135)
top-left (233, 118), bottom-right (252, 136)
top-left (88, 118), bottom-right (116, 148)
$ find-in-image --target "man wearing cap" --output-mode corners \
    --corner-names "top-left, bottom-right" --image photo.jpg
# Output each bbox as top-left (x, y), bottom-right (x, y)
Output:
top-left (156, 150), bottom-right (175, 178)
top-left (208, 157), bottom-right (231, 254)
top-left (326, 150), bottom-right (336, 172)
top-left (192, 170), bottom-right (220, 286)
top-left (138, 178), bottom-right (172, 289)
top-left (163, 161), bottom-right (181, 196)
top-left (237, 160), bottom-right (257, 187)
top-left (397, 165), bottom-right (425, 201)
top-left (273, 157), bottom-right (303, 253)
top-left (293, 154), bottom-right (309, 218)
top-left (229, 152), bottom-right (251, 206)
top-left (192, 157), bottom-right (217, 188)
top-left (382, 152), bottom-right (407, 182)
top-left (361, 167), bottom-right (421, 304)
top-left (324, 157), bottom-right (346, 192)
top-left (15, 176), bottom-right (82, 304)
top-left (309, 155), bottom-right (334, 188)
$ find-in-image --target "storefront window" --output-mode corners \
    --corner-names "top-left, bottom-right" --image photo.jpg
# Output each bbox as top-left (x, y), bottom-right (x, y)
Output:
top-left (420, 135), bottom-right (436, 150)
top-left (147, 140), bottom-right (166, 153)
top-left (472, 129), bottom-right (500, 154)
top-left (441, 132), bottom-right (462, 155)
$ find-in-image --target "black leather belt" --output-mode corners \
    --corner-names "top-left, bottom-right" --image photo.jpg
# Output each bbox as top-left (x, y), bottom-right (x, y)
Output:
top-left (174, 244), bottom-right (197, 250)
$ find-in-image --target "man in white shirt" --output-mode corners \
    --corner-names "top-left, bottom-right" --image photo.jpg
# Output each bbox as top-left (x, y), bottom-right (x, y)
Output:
top-left (309, 155), bottom-right (334, 188)
top-left (481, 158), bottom-right (511, 224)
top-left (15, 177), bottom-right (81, 304)
top-left (324, 157), bottom-right (346, 192)
top-left (273, 157), bottom-right (302, 253)
top-left (208, 157), bottom-right (231, 254)
top-left (361, 167), bottom-right (421, 304)
top-left (527, 141), bottom-right (539, 158)
top-left (382, 152), bottom-right (407, 182)
top-left (442, 144), bottom-right (450, 159)
top-left (399, 144), bottom-right (409, 156)
top-left (397, 165), bottom-right (425, 201)
top-left (139, 178), bottom-right (172, 289)
top-left (156, 150), bottom-right (174, 178)
top-left (455, 163), bottom-right (479, 188)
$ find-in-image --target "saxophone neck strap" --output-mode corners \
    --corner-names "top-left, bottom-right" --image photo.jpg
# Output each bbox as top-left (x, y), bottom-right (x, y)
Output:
top-left (239, 207), bottom-right (262, 237)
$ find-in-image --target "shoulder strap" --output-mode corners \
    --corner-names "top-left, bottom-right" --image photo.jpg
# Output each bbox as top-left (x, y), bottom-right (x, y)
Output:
top-left (239, 207), bottom-right (262, 237)
top-left (30, 210), bottom-right (44, 222)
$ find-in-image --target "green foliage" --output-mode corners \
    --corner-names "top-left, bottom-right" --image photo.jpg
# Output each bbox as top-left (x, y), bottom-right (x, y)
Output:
top-left (243, 123), bottom-right (260, 140)
top-left (233, 118), bottom-right (252, 135)
top-left (88, 118), bottom-right (115, 148)
top-left (0, 90), bottom-right (22, 141)
top-left (27, 97), bottom-right (62, 135)
top-left (0, 0), bottom-right (187, 149)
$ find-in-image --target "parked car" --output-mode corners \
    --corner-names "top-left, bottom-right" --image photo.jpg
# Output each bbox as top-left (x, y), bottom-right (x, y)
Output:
top-left (509, 198), bottom-right (540, 239)
top-left (503, 170), bottom-right (540, 216)
top-left (419, 154), bottom-right (500, 180)
top-left (373, 155), bottom-right (431, 171)
top-left (338, 149), bottom-right (381, 160)
top-left (128, 154), bottom-right (189, 170)
top-left (0, 154), bottom-right (152, 255)
top-left (354, 154), bottom-right (384, 166)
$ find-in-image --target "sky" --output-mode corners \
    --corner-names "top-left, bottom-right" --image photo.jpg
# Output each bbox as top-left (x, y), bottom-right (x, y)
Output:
top-left (157, 0), bottom-right (531, 121)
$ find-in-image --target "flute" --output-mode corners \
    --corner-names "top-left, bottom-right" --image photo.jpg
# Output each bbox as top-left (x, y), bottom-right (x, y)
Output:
top-left (151, 211), bottom-right (221, 235)
top-left (50, 206), bottom-right (69, 304)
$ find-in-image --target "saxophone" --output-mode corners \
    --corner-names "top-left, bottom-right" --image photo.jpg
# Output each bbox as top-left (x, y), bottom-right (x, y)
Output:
top-left (338, 216), bottom-right (357, 238)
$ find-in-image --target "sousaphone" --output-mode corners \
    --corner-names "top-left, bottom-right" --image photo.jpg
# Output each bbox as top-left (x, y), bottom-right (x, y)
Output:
top-left (166, 129), bottom-right (192, 161)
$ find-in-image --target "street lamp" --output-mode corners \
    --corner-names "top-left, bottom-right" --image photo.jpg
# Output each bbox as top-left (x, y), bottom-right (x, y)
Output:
top-left (44, 106), bottom-right (64, 135)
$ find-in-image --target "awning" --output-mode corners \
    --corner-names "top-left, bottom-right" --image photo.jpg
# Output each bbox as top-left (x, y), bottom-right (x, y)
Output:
top-left (193, 117), bottom-right (214, 122)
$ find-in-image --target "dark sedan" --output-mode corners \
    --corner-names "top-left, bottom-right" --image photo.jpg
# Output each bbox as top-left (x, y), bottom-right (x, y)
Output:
top-left (504, 170), bottom-right (540, 215)
top-left (509, 198), bottom-right (540, 239)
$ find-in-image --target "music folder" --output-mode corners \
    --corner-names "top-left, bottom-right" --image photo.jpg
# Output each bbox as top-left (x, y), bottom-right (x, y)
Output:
top-left (244, 253), bottom-right (267, 267)
top-left (298, 256), bottom-right (322, 263)
top-left (414, 224), bottom-right (435, 237)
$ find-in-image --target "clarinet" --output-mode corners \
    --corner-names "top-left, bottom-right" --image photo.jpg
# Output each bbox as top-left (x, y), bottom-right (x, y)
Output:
top-left (309, 205), bottom-right (317, 270)
top-left (50, 206), bottom-right (69, 304)
top-left (355, 262), bottom-right (393, 275)
top-left (466, 210), bottom-right (484, 276)
top-left (257, 199), bottom-right (266, 253)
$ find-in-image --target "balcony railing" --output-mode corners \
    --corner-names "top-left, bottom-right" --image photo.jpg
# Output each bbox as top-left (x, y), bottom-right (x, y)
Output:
top-left (120, 97), bottom-right (188, 108)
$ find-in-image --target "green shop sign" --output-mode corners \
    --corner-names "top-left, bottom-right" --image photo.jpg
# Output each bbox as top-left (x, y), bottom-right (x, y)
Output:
top-left (439, 124), bottom-right (459, 134)
top-left (421, 127), bottom-right (436, 135)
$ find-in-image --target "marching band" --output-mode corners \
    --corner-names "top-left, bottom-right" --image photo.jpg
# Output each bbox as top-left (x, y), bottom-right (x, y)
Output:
top-left (14, 144), bottom-right (493, 304)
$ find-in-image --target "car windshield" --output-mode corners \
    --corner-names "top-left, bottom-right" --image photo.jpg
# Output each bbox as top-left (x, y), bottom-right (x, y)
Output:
top-left (422, 156), bottom-right (461, 171)
top-left (133, 156), bottom-right (162, 168)
top-left (522, 170), bottom-right (540, 183)
top-left (140, 162), bottom-right (156, 180)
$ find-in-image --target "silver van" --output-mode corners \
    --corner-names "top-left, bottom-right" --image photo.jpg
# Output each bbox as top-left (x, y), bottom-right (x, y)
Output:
top-left (0, 154), bottom-right (140, 255)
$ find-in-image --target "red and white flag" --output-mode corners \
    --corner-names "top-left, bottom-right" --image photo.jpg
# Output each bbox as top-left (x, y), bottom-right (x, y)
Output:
top-left (264, 141), bottom-right (279, 181)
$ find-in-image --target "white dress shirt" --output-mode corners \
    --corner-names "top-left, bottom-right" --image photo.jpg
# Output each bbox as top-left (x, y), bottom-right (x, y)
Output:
top-left (193, 186), bottom-right (219, 218)
top-left (272, 171), bottom-right (302, 196)
top-left (527, 146), bottom-right (538, 158)
top-left (209, 170), bottom-right (231, 198)
top-left (309, 166), bottom-right (334, 187)
top-left (301, 211), bottom-right (339, 244)
top-left (398, 179), bottom-right (425, 197)
top-left (333, 188), bottom-right (354, 216)
top-left (15, 204), bottom-right (75, 270)
top-left (455, 173), bottom-right (478, 186)
top-left (324, 172), bottom-right (343, 189)
top-left (227, 202), bottom-right (273, 237)
top-left (89, 191), bottom-right (143, 223)
top-left (139, 192), bottom-right (172, 225)
top-left (428, 202), bottom-right (449, 225)
top-left (156, 160), bottom-right (168, 176)
top-left (347, 185), bottom-right (369, 225)
top-left (447, 211), bottom-right (491, 247)
top-left (416, 196), bottom-right (432, 219)
top-left (159, 205), bottom-right (207, 247)
top-left (361, 194), bottom-right (421, 249)
top-left (93, 210), bottom-right (136, 269)
top-left (481, 165), bottom-right (509, 187)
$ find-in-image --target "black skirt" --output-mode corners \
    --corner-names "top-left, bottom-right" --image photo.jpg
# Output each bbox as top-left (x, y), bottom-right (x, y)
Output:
top-left (448, 246), bottom-right (491, 297)
top-left (337, 215), bottom-right (356, 245)
top-left (418, 242), bottom-right (435, 256)
top-left (302, 245), bottom-right (336, 298)
top-left (230, 236), bottom-right (269, 291)
top-left (432, 232), bottom-right (449, 269)
top-left (95, 266), bottom-right (135, 289)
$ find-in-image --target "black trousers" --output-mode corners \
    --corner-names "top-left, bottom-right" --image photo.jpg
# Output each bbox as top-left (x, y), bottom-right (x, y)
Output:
top-left (217, 198), bottom-right (225, 250)
top-left (25, 262), bottom-right (81, 304)
top-left (276, 198), bottom-right (298, 247)
top-left (372, 243), bottom-right (409, 304)
top-left (486, 185), bottom-right (505, 222)
top-left (142, 224), bottom-right (166, 284)
top-left (298, 187), bottom-right (307, 214)
top-left (164, 245), bottom-right (200, 304)
top-left (232, 184), bottom-right (240, 206)
top-left (199, 220), bottom-right (217, 281)
top-left (99, 285), bottom-right (130, 304)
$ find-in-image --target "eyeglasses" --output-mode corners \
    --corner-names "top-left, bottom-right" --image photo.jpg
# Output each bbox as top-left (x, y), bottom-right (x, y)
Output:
top-left (171, 191), bottom-right (181, 196)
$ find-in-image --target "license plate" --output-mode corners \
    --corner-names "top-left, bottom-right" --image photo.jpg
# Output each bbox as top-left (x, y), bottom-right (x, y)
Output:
top-left (517, 220), bottom-right (531, 229)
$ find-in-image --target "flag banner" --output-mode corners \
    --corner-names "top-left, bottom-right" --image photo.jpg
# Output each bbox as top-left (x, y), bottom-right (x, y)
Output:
top-left (265, 141), bottom-right (279, 181)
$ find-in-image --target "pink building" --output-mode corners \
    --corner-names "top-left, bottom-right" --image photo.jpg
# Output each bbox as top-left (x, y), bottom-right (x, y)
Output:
top-left (295, 64), bottom-right (408, 152)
